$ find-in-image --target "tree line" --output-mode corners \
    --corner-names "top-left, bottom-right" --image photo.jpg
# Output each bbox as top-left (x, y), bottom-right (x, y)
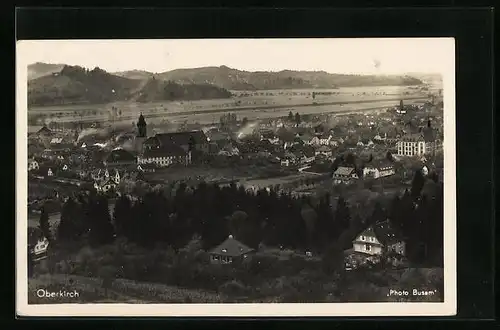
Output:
top-left (46, 168), bottom-right (443, 266)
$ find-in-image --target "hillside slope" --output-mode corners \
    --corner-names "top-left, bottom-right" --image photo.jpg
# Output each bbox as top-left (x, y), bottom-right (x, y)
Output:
top-left (28, 62), bottom-right (66, 80)
top-left (135, 78), bottom-right (233, 102)
top-left (28, 65), bottom-right (142, 106)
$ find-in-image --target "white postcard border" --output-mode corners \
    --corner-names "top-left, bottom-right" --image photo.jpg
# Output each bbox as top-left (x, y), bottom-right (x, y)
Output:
top-left (16, 38), bottom-right (456, 317)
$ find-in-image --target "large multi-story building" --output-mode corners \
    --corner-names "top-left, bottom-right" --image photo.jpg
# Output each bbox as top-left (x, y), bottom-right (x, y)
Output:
top-left (137, 125), bottom-right (209, 168)
top-left (396, 120), bottom-right (441, 157)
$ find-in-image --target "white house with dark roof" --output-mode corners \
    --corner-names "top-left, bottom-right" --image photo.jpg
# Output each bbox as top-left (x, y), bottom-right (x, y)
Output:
top-left (28, 226), bottom-right (49, 262)
top-left (362, 161), bottom-right (396, 179)
top-left (28, 158), bottom-right (39, 171)
top-left (344, 220), bottom-right (406, 270)
top-left (208, 235), bottom-right (254, 265)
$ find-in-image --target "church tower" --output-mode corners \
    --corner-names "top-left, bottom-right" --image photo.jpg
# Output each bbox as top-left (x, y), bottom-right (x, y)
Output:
top-left (134, 113), bottom-right (148, 155)
top-left (137, 113), bottom-right (147, 137)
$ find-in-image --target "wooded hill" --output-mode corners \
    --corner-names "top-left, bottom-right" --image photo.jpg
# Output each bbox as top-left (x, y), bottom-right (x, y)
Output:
top-left (28, 65), bottom-right (233, 106)
top-left (118, 65), bottom-right (424, 90)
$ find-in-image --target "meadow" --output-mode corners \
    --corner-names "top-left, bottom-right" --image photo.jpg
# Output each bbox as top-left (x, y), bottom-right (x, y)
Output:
top-left (27, 85), bottom-right (429, 126)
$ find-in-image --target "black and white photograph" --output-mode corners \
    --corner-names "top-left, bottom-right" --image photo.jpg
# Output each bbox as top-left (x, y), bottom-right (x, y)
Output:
top-left (16, 38), bottom-right (456, 317)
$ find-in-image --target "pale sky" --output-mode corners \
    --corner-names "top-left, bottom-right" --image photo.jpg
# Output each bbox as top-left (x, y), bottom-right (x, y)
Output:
top-left (18, 38), bottom-right (454, 75)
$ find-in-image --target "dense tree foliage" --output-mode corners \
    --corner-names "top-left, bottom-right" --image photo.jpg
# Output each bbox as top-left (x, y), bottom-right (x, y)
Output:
top-left (55, 169), bottom-right (443, 267)
top-left (39, 207), bottom-right (52, 242)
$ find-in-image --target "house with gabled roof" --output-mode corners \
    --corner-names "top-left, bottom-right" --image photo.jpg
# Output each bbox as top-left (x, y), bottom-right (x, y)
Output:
top-left (332, 166), bottom-right (358, 184)
top-left (315, 145), bottom-right (333, 158)
top-left (344, 220), bottom-right (406, 270)
top-left (36, 126), bottom-right (52, 137)
top-left (28, 158), bottom-right (40, 171)
top-left (28, 225), bottom-right (49, 262)
top-left (208, 235), bottom-right (254, 265)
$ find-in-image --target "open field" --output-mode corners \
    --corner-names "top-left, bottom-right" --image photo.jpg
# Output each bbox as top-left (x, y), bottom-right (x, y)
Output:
top-left (29, 85), bottom-right (426, 114)
top-left (144, 164), bottom-right (292, 184)
top-left (28, 96), bottom-right (428, 127)
top-left (27, 85), bottom-right (430, 125)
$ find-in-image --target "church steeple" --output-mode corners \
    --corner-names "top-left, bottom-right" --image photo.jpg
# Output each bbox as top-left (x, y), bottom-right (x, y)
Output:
top-left (137, 113), bottom-right (147, 137)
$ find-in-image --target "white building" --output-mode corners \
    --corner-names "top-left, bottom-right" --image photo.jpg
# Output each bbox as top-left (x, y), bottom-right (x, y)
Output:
top-left (363, 162), bottom-right (396, 179)
top-left (396, 121), bottom-right (441, 157)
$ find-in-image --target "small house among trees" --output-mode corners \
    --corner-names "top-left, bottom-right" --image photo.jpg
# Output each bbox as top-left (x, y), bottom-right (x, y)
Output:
top-left (208, 235), bottom-right (254, 265)
top-left (344, 220), bottom-right (406, 270)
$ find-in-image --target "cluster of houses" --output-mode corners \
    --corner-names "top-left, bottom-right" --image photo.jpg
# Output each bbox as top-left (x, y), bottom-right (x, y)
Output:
top-left (27, 108), bottom-right (442, 196)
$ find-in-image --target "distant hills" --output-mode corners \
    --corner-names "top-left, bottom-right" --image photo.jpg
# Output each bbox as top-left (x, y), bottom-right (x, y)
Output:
top-left (116, 65), bottom-right (424, 90)
top-left (28, 65), bottom-right (233, 106)
top-left (28, 63), bottom-right (425, 106)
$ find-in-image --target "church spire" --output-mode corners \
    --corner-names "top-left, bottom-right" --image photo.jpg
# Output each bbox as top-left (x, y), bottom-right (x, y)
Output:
top-left (137, 113), bottom-right (147, 137)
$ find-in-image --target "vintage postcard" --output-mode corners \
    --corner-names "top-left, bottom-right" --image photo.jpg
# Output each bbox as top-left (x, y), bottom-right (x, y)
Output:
top-left (16, 38), bottom-right (456, 317)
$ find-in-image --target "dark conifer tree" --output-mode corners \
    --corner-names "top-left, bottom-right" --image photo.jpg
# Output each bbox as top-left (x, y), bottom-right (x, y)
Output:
top-left (57, 198), bottom-right (80, 242)
top-left (39, 207), bottom-right (51, 242)
top-left (28, 250), bottom-right (34, 278)
top-left (334, 196), bottom-right (351, 237)
top-left (294, 112), bottom-right (301, 125)
top-left (113, 195), bottom-right (133, 238)
top-left (411, 170), bottom-right (426, 199)
top-left (388, 194), bottom-right (403, 230)
top-left (369, 202), bottom-right (386, 226)
top-left (88, 196), bottom-right (115, 246)
top-left (315, 193), bottom-right (334, 247)
top-left (386, 151), bottom-right (393, 161)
